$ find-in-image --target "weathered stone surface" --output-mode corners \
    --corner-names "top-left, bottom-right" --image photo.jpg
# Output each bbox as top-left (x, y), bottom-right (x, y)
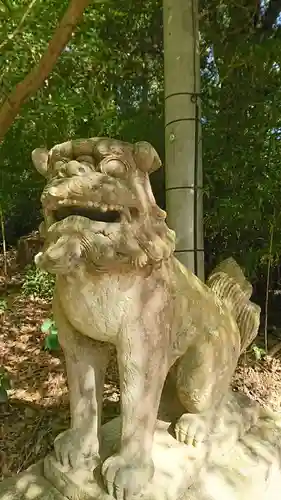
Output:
top-left (186, 416), bottom-right (281, 500)
top-left (2, 404), bottom-right (281, 500)
top-left (44, 418), bottom-right (204, 500)
top-left (0, 462), bottom-right (66, 500)
top-left (29, 136), bottom-right (270, 500)
top-left (2, 408), bottom-right (281, 500)
top-left (43, 408), bottom-right (281, 500)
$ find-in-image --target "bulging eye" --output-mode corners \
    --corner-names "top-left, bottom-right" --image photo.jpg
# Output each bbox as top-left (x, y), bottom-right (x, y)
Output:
top-left (99, 157), bottom-right (128, 177)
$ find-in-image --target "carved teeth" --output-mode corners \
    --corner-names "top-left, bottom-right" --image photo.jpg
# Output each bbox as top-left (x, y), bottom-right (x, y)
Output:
top-left (53, 198), bottom-right (129, 219)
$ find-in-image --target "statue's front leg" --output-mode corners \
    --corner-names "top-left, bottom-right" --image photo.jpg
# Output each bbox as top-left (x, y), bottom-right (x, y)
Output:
top-left (53, 298), bottom-right (111, 470)
top-left (102, 326), bottom-right (168, 500)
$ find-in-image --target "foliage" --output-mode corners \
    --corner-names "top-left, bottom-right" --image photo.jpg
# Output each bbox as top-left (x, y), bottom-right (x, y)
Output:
top-left (0, 0), bottom-right (164, 243)
top-left (0, 298), bottom-right (8, 312)
top-left (201, 1), bottom-right (281, 279)
top-left (1, 0), bottom-right (281, 286)
top-left (41, 318), bottom-right (60, 351)
top-left (21, 265), bottom-right (55, 299)
top-left (251, 344), bottom-right (266, 362)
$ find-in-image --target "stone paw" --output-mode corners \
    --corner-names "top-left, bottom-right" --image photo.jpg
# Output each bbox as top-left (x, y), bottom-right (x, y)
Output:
top-left (101, 454), bottom-right (154, 500)
top-left (175, 413), bottom-right (209, 448)
top-left (54, 428), bottom-right (100, 470)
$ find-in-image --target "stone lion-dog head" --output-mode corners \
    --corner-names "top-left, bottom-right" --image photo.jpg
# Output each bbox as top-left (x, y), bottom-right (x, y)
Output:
top-left (32, 138), bottom-right (175, 274)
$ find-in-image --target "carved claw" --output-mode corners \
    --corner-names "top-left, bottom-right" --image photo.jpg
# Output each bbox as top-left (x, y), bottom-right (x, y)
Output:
top-left (101, 454), bottom-right (154, 500)
top-left (54, 428), bottom-right (100, 470)
top-left (175, 413), bottom-right (209, 448)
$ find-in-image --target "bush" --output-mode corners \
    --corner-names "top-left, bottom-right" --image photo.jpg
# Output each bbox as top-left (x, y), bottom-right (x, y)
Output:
top-left (21, 265), bottom-right (55, 300)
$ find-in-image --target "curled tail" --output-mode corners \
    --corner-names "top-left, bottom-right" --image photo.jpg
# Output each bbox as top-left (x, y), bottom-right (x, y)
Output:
top-left (207, 258), bottom-right (261, 353)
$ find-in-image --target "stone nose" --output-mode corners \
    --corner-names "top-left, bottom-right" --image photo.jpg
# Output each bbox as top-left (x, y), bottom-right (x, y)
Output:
top-left (64, 160), bottom-right (92, 177)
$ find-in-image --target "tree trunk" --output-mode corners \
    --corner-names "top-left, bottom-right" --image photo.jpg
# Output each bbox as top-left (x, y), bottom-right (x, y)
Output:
top-left (163, 0), bottom-right (204, 280)
top-left (0, 0), bottom-right (92, 143)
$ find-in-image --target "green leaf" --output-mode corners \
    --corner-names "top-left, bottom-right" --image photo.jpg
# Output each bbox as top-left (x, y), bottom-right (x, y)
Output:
top-left (0, 299), bottom-right (7, 312)
top-left (44, 332), bottom-right (60, 351)
top-left (252, 344), bottom-right (266, 361)
top-left (50, 325), bottom-right (58, 335)
top-left (41, 318), bottom-right (53, 333)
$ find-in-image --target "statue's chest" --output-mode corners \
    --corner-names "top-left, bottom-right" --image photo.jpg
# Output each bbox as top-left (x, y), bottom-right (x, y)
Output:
top-left (55, 274), bottom-right (136, 343)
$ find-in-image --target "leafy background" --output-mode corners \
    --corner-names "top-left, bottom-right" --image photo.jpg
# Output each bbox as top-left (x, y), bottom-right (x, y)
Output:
top-left (1, 0), bottom-right (281, 285)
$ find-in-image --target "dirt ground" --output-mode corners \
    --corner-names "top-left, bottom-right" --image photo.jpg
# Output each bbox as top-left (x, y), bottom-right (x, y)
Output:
top-left (1, 251), bottom-right (281, 481)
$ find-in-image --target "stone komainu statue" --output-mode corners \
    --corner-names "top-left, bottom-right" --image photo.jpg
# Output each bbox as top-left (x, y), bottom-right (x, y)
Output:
top-left (32, 138), bottom-right (260, 500)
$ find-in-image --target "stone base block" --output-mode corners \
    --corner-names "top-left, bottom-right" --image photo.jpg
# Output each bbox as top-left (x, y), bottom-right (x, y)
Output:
top-left (187, 416), bottom-right (281, 500)
top-left (43, 419), bottom-right (204, 500)
top-left (43, 410), bottom-right (281, 500)
top-left (0, 462), bottom-right (65, 500)
top-left (1, 408), bottom-right (281, 500)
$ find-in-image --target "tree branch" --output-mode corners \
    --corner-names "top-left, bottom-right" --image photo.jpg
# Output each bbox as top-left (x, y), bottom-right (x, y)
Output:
top-left (0, 0), bottom-right (92, 143)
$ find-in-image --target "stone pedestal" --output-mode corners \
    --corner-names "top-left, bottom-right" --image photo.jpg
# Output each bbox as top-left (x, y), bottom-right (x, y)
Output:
top-left (42, 407), bottom-right (281, 500)
top-left (43, 419), bottom-right (204, 500)
top-left (1, 405), bottom-right (281, 500)
top-left (187, 417), bottom-right (281, 500)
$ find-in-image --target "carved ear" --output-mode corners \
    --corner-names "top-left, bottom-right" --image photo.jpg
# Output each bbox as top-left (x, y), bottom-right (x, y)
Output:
top-left (133, 141), bottom-right (162, 174)
top-left (31, 148), bottom-right (49, 177)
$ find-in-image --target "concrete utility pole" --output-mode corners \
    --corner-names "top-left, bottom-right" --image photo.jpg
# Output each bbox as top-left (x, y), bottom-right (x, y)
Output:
top-left (163, 0), bottom-right (204, 280)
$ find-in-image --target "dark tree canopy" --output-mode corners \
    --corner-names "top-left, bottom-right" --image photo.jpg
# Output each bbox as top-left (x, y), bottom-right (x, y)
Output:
top-left (1, 0), bottom-right (281, 283)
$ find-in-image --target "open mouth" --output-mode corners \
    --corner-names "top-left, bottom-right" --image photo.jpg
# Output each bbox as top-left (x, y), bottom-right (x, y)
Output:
top-left (53, 206), bottom-right (121, 223)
